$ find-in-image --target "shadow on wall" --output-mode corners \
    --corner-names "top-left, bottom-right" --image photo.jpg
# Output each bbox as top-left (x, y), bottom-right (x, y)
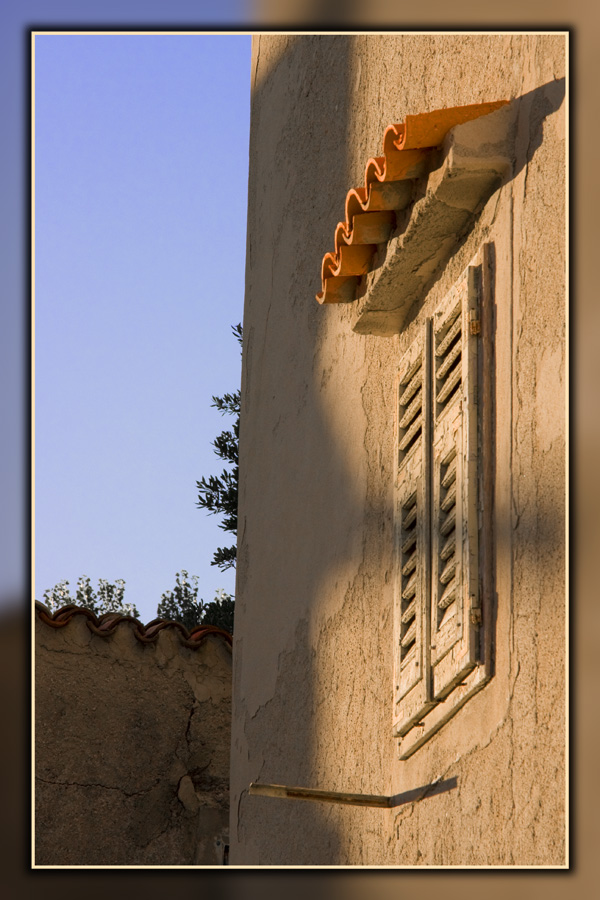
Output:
top-left (234, 34), bottom-right (357, 865)
top-left (233, 33), bottom-right (565, 867)
top-left (0, 607), bottom-right (226, 894)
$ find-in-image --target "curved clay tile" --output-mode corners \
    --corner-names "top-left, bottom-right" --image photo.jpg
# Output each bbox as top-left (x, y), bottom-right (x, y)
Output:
top-left (316, 101), bottom-right (507, 305)
top-left (35, 601), bottom-right (233, 649)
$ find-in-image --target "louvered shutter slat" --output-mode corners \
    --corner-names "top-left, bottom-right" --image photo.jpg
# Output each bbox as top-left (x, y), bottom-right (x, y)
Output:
top-left (399, 390), bottom-right (423, 429)
top-left (402, 502), bottom-right (417, 530)
top-left (401, 533), bottom-right (417, 554)
top-left (441, 456), bottom-right (457, 488)
top-left (401, 599), bottom-right (417, 624)
top-left (440, 508), bottom-right (456, 535)
top-left (402, 550), bottom-right (418, 577)
top-left (435, 313), bottom-right (461, 357)
top-left (400, 620), bottom-right (417, 649)
top-left (402, 572), bottom-right (417, 601)
top-left (439, 557), bottom-right (457, 585)
top-left (398, 415), bottom-right (423, 453)
top-left (438, 579), bottom-right (457, 609)
top-left (399, 369), bottom-right (422, 407)
top-left (440, 531), bottom-right (456, 560)
top-left (436, 361), bottom-right (462, 404)
top-left (440, 483), bottom-right (457, 512)
top-left (436, 340), bottom-right (461, 380)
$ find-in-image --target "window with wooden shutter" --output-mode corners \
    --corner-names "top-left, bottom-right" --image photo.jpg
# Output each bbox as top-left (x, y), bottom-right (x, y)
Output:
top-left (393, 251), bottom-right (492, 757)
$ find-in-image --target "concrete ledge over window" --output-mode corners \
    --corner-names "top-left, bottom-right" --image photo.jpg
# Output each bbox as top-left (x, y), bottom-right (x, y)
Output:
top-left (352, 104), bottom-right (516, 337)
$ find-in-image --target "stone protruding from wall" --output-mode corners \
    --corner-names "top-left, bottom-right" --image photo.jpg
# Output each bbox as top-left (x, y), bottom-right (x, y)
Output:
top-left (35, 604), bottom-right (232, 866)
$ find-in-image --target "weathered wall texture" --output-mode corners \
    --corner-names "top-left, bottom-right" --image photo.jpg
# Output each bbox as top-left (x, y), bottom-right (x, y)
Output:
top-left (35, 609), bottom-right (232, 865)
top-left (232, 34), bottom-right (565, 865)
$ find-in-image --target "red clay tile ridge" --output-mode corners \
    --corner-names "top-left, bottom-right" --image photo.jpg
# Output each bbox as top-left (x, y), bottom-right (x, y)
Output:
top-left (35, 600), bottom-right (233, 650)
top-left (316, 101), bottom-right (512, 333)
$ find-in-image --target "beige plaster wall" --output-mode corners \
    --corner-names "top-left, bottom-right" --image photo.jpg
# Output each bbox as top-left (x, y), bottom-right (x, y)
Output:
top-left (231, 34), bottom-right (565, 866)
top-left (35, 611), bottom-right (232, 865)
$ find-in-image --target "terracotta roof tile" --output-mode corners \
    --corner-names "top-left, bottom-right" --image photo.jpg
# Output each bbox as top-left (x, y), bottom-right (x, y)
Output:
top-left (35, 601), bottom-right (233, 649)
top-left (316, 101), bottom-right (508, 306)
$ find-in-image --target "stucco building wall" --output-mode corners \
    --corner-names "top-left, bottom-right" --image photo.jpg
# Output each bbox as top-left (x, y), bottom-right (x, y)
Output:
top-left (35, 607), bottom-right (232, 866)
top-left (231, 34), bottom-right (565, 866)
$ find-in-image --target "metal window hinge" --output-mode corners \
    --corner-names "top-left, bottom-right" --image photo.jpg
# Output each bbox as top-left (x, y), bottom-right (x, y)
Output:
top-left (469, 313), bottom-right (481, 335)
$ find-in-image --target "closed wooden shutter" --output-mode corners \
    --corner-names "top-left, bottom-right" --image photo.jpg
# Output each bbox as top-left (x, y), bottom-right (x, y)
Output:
top-left (430, 266), bottom-right (481, 701)
top-left (393, 327), bottom-right (436, 737)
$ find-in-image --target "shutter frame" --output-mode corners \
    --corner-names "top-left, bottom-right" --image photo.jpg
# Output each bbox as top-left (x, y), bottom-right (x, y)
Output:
top-left (394, 250), bottom-right (495, 758)
top-left (430, 265), bottom-right (481, 701)
top-left (393, 325), bottom-right (436, 737)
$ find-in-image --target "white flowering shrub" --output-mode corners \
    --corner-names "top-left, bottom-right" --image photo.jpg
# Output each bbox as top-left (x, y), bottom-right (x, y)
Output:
top-left (39, 576), bottom-right (139, 619)
top-left (39, 573), bottom-right (234, 632)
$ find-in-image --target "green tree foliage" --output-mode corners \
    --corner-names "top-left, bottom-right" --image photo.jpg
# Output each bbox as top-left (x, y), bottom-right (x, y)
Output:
top-left (196, 323), bottom-right (242, 572)
top-left (200, 589), bottom-right (236, 632)
top-left (40, 576), bottom-right (140, 619)
top-left (156, 573), bottom-right (234, 634)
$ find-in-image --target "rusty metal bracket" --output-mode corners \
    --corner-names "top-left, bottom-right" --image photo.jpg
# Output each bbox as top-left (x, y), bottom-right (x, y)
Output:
top-left (248, 776), bottom-right (457, 809)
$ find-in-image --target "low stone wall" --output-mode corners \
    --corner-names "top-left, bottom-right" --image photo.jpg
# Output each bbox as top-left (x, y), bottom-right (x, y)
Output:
top-left (35, 604), bottom-right (232, 866)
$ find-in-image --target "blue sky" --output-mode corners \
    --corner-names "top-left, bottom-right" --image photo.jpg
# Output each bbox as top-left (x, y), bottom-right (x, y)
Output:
top-left (33, 31), bottom-right (251, 623)
top-left (0, 5), bottom-right (259, 623)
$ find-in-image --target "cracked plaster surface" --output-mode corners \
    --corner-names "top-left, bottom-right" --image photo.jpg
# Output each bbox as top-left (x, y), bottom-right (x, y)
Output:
top-left (35, 615), bottom-right (231, 866)
top-left (231, 34), bottom-right (565, 866)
